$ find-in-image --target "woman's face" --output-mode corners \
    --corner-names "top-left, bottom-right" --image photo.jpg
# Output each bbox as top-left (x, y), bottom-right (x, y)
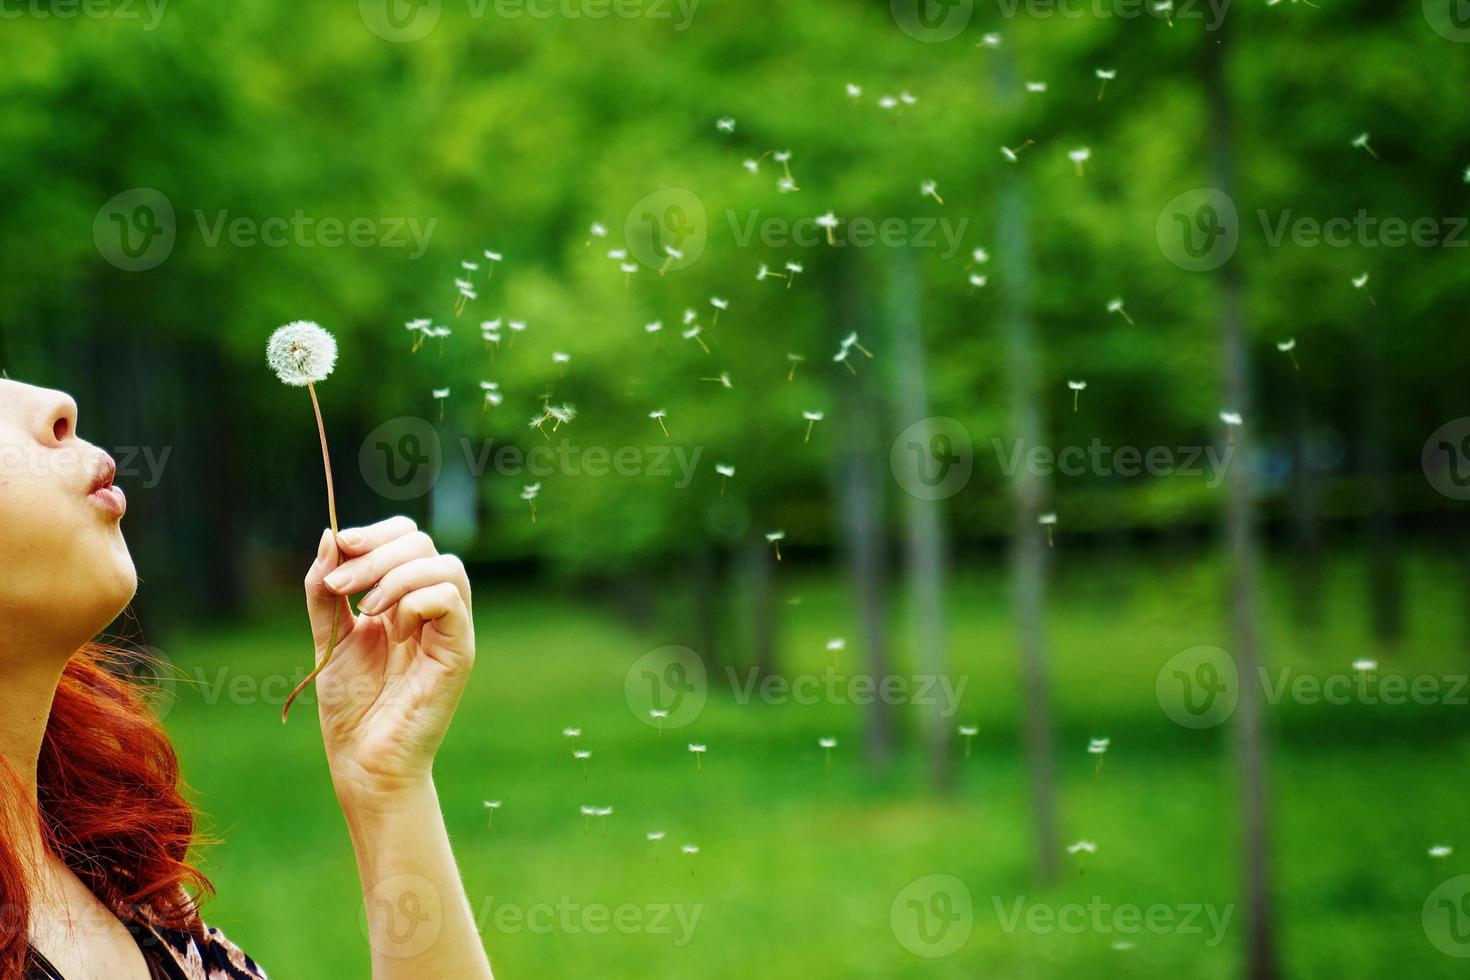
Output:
top-left (0, 379), bottom-right (136, 650)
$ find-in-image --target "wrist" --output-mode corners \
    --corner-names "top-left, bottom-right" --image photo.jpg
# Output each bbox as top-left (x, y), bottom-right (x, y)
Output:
top-left (332, 765), bottom-right (436, 819)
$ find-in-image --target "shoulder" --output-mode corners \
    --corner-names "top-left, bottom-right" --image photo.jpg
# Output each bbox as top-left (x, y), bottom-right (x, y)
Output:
top-left (138, 920), bottom-right (269, 980)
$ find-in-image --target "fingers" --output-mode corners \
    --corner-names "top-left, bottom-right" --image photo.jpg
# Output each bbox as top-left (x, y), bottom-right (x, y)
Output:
top-left (304, 528), bottom-right (357, 654)
top-left (358, 554), bottom-right (471, 616)
top-left (323, 528), bottom-right (437, 596)
top-left (335, 515), bottom-right (420, 558)
top-left (391, 581), bottom-right (472, 648)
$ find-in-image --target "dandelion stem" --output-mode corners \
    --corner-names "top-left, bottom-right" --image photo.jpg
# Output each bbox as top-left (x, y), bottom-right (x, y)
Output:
top-left (283, 382), bottom-right (340, 724)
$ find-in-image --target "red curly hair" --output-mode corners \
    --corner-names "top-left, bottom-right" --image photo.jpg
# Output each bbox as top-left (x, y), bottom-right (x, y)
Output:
top-left (0, 644), bottom-right (210, 978)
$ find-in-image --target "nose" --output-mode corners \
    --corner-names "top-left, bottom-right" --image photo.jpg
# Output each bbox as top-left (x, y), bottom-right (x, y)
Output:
top-left (29, 385), bottom-right (80, 446)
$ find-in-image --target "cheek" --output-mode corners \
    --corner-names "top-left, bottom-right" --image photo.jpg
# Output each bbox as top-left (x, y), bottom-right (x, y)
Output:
top-left (0, 485), bottom-right (137, 628)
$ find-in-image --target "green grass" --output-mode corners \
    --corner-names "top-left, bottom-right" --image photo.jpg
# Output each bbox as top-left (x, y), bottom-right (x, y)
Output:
top-left (156, 546), bottom-right (1470, 978)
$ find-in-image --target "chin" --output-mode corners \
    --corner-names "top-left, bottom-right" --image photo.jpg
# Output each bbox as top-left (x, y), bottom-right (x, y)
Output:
top-left (88, 528), bottom-right (139, 625)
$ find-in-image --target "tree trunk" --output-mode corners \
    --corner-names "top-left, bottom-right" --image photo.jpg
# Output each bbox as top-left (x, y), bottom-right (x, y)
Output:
top-left (1286, 384), bottom-right (1323, 630)
top-left (737, 539), bottom-right (778, 679)
top-left (1206, 28), bottom-right (1280, 980)
top-left (884, 244), bottom-right (952, 790)
top-left (995, 46), bottom-right (1059, 885)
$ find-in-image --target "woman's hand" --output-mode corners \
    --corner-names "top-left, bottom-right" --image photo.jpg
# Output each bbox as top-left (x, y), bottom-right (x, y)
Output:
top-left (303, 516), bottom-right (475, 809)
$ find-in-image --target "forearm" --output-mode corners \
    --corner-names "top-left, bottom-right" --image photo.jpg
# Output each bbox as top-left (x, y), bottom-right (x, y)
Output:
top-left (340, 778), bottom-right (493, 980)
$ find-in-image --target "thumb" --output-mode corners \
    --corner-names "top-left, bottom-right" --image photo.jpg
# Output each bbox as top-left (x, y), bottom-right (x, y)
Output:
top-left (304, 528), bottom-right (356, 657)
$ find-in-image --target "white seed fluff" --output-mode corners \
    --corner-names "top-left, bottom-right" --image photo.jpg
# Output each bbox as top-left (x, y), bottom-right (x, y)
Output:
top-left (266, 321), bottom-right (337, 387)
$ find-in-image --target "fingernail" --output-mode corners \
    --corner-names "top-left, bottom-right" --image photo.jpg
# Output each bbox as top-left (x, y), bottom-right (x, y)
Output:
top-left (324, 570), bottom-right (350, 592)
top-left (339, 530), bottom-right (364, 549)
top-left (359, 586), bottom-right (381, 613)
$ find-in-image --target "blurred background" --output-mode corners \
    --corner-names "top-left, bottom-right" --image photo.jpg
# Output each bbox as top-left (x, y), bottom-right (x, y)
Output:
top-left (4, 0), bottom-right (1470, 976)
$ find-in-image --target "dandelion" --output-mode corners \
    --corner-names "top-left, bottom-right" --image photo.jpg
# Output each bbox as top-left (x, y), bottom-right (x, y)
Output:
top-left (1352, 658), bottom-right (1378, 672)
top-left (529, 409), bottom-right (552, 439)
top-left (1069, 147), bottom-right (1091, 176)
top-left (454, 279), bottom-right (477, 316)
top-left (715, 463), bottom-right (735, 495)
top-left (683, 308), bottom-right (699, 326)
top-left (784, 262), bottom-right (804, 289)
top-left (406, 318), bottom-right (431, 353)
top-left (521, 483), bottom-right (540, 523)
top-left (1095, 68), bottom-right (1116, 101)
top-left (742, 158), bottom-right (761, 175)
top-left (834, 347), bottom-right (855, 374)
top-left (586, 222), bottom-right (608, 245)
top-left (701, 371), bottom-right (734, 389)
top-left (620, 261), bottom-right (639, 287)
top-left (682, 325), bottom-right (710, 354)
top-left (594, 806), bottom-right (614, 835)
top-left (969, 274), bottom-right (988, 290)
top-left (1001, 140), bottom-right (1036, 163)
top-left (971, 248), bottom-right (990, 266)
top-left (1351, 132), bottom-right (1378, 160)
top-left (461, 260), bottom-right (480, 275)
top-left (774, 150), bottom-right (794, 186)
top-left (920, 180), bottom-right (944, 205)
top-left (563, 727), bottom-right (582, 739)
top-left (826, 637), bottom-right (846, 667)
top-left (1352, 272), bottom-right (1376, 306)
top-left (777, 176), bottom-right (798, 194)
top-left (1067, 840), bottom-right (1098, 856)
top-left (786, 353), bottom-right (805, 382)
top-left (1155, 0), bottom-right (1174, 25)
top-left (958, 725), bottom-right (979, 759)
top-left (659, 245), bottom-right (684, 276)
top-left (646, 320), bottom-right (664, 339)
top-left (818, 737), bottom-right (838, 769)
top-left (845, 82), bottom-right (863, 99)
top-left (574, 749), bottom-right (592, 781)
top-left (899, 91), bottom-right (917, 106)
top-left (580, 805), bottom-right (596, 835)
top-left (479, 381), bottom-right (502, 410)
top-left (1088, 737), bottom-right (1111, 773)
top-left (647, 831), bottom-right (666, 843)
top-left (816, 211), bottom-right (841, 246)
top-left (1430, 845), bottom-right (1454, 859)
top-left (483, 250), bottom-right (503, 278)
top-left (682, 843), bottom-right (699, 875)
top-left (688, 743), bottom-right (707, 771)
top-left (802, 410), bottom-right (825, 443)
top-left (431, 387), bottom-right (450, 421)
top-left (977, 31), bottom-right (1002, 48)
top-left (1026, 81), bottom-right (1048, 93)
top-left (1220, 411), bottom-right (1243, 445)
top-left (710, 296), bottom-right (729, 326)
top-left (552, 351), bottom-right (571, 366)
top-left (649, 709), bottom-right (669, 736)
top-left (842, 332), bottom-right (873, 359)
top-left (878, 95), bottom-right (898, 110)
top-left (1277, 338), bottom-right (1299, 372)
top-left (650, 410), bottom-right (670, 437)
top-left (766, 530), bottom-right (785, 561)
top-left (757, 263), bottom-right (786, 283)
top-left (483, 800), bottom-right (502, 831)
top-left (1106, 297), bottom-right (1134, 326)
top-left (508, 319), bottom-right (527, 342)
top-left (608, 248), bottom-right (628, 261)
top-left (716, 116), bottom-right (736, 133)
top-left (1068, 380), bottom-right (1087, 413)
top-left (1038, 512), bottom-right (1058, 548)
top-left (267, 322), bottom-right (343, 724)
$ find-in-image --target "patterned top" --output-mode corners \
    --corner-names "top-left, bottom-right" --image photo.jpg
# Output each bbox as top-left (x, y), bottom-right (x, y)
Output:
top-left (27, 919), bottom-right (267, 980)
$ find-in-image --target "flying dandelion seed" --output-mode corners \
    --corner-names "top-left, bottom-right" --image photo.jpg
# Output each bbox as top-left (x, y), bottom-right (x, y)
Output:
top-left (777, 176), bottom-right (798, 194)
top-left (483, 250), bottom-right (502, 279)
top-left (816, 212), bottom-right (841, 246)
top-left (431, 387), bottom-right (450, 421)
top-left (1352, 658), bottom-right (1378, 672)
top-left (1430, 845), bottom-right (1454, 859)
top-left (574, 749), bottom-right (592, 782)
top-left (659, 245), bottom-right (684, 276)
top-left (1351, 132), bottom-right (1378, 160)
top-left (969, 273), bottom-right (989, 290)
top-left (647, 831), bottom-right (666, 843)
top-left (784, 262), bottom-right (804, 289)
top-left (1088, 737), bottom-right (1111, 773)
top-left (1001, 140), bottom-right (1036, 163)
top-left (563, 727), bottom-right (582, 739)
top-left (483, 800), bottom-right (502, 830)
top-left (845, 82), bottom-right (863, 99)
top-left (1155, 0), bottom-right (1175, 25)
top-left (649, 709), bottom-right (668, 736)
top-left (1277, 338), bottom-right (1299, 371)
top-left (878, 95), bottom-right (898, 110)
top-left (716, 116), bottom-right (736, 133)
top-left (682, 325), bottom-right (710, 354)
top-left (683, 308), bottom-right (699, 326)
top-left (650, 410), bottom-right (670, 437)
top-left (971, 248), bottom-right (990, 266)
top-left (715, 463), bottom-right (735, 495)
top-left (1069, 147), bottom-right (1091, 176)
top-left (682, 844), bottom-right (700, 875)
top-left (774, 150), bottom-right (795, 186)
top-left (1068, 380), bottom-right (1087, 413)
top-left (710, 296), bottom-right (729, 326)
top-left (1220, 411), bottom-right (1243, 446)
top-left (818, 737), bottom-right (838, 770)
top-left (587, 222), bottom-right (607, 245)
top-left (266, 322), bottom-right (342, 724)
top-left (608, 248), bottom-right (628, 262)
top-left (802, 410), bottom-right (825, 443)
top-left (620, 261), bottom-right (639, 287)
top-left (461, 260), bottom-right (479, 274)
top-left (842, 332), bottom-right (873, 359)
top-left (479, 381), bottom-right (502, 410)
top-left (977, 31), bottom-right (1002, 48)
top-left (1026, 81), bottom-right (1048, 93)
top-left (580, 805), bottom-right (596, 835)
top-left (757, 263), bottom-right (786, 283)
top-left (1039, 512), bottom-right (1058, 548)
top-left (454, 280), bottom-right (477, 317)
top-left (920, 180), bottom-right (944, 205)
top-left (546, 404), bottom-right (576, 432)
top-left (521, 483), bottom-right (541, 523)
top-left (688, 743), bottom-right (707, 771)
top-left (1352, 272), bottom-right (1376, 306)
top-left (786, 353), bottom-right (805, 382)
top-left (594, 806), bottom-right (614, 836)
top-left (508, 320), bottom-right (527, 345)
top-left (958, 725), bottom-right (979, 759)
top-left (766, 530), bottom-right (785, 561)
top-left (1067, 840), bottom-right (1098, 856)
top-left (405, 318), bottom-right (431, 353)
top-left (428, 325), bottom-right (451, 356)
top-left (529, 409), bottom-right (552, 440)
top-left (1106, 297), bottom-right (1134, 326)
top-left (1095, 68), bottom-right (1116, 101)
top-left (742, 158), bottom-right (762, 175)
top-left (899, 91), bottom-right (918, 106)
top-left (833, 348), bottom-right (856, 374)
top-left (552, 351), bottom-right (571, 367)
top-left (701, 371), bottom-right (734, 389)
top-left (826, 637), bottom-right (846, 667)
top-left (646, 320), bottom-right (664, 336)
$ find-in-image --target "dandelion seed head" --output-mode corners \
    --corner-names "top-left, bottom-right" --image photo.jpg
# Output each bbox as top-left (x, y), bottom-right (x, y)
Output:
top-left (1220, 411), bottom-right (1243, 427)
top-left (716, 116), bottom-right (736, 133)
top-left (1038, 512), bottom-right (1058, 526)
top-left (1069, 147), bottom-right (1092, 163)
top-left (1095, 68), bottom-right (1117, 80)
top-left (743, 159), bottom-right (760, 174)
top-left (803, 410), bottom-right (825, 422)
top-left (646, 321), bottom-right (663, 334)
top-left (766, 531), bottom-right (786, 543)
top-left (1026, 81), bottom-right (1048, 93)
top-left (552, 352), bottom-right (571, 364)
top-left (970, 274), bottom-right (989, 288)
top-left (1277, 338), bottom-right (1296, 352)
top-left (958, 725), bottom-right (979, 737)
top-left (819, 737), bottom-right (839, 749)
top-left (647, 831), bottom-right (666, 842)
top-left (1067, 840), bottom-right (1098, 855)
top-left (589, 223), bottom-right (608, 238)
top-left (681, 845), bottom-right (700, 855)
top-left (845, 83), bottom-right (862, 98)
top-left (688, 743), bottom-right (707, 753)
top-left (826, 638), bottom-right (847, 651)
top-left (715, 464), bottom-right (735, 478)
top-left (1088, 737), bottom-right (1111, 754)
top-left (1068, 380), bottom-right (1088, 391)
top-left (573, 750), bottom-right (591, 760)
top-left (1430, 845), bottom-right (1454, 858)
top-left (267, 321), bottom-right (338, 387)
top-left (562, 727), bottom-right (581, 738)
top-left (483, 800), bottom-right (502, 809)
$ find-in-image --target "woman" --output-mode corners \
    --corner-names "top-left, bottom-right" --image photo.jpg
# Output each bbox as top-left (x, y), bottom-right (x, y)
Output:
top-left (0, 378), bottom-right (494, 980)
